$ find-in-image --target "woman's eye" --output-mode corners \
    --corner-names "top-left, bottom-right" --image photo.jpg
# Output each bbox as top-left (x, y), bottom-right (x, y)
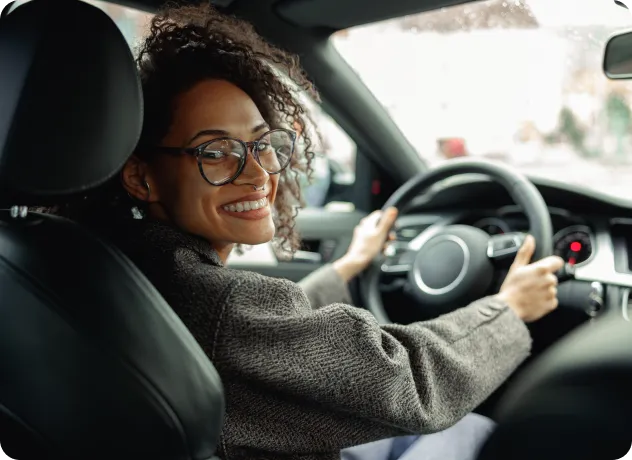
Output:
top-left (257, 142), bottom-right (270, 151)
top-left (201, 149), bottom-right (227, 160)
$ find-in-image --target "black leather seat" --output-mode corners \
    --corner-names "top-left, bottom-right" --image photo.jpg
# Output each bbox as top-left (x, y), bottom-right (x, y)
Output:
top-left (0, 1), bottom-right (225, 458)
top-left (477, 312), bottom-right (632, 460)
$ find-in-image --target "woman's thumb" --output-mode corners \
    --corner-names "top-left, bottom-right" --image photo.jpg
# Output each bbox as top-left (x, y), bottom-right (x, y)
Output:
top-left (379, 207), bottom-right (398, 232)
top-left (510, 234), bottom-right (535, 269)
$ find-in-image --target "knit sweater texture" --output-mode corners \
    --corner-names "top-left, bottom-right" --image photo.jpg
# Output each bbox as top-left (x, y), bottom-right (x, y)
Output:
top-left (106, 219), bottom-right (532, 460)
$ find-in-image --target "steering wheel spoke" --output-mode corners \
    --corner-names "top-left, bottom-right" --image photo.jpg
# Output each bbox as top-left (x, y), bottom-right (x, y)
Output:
top-left (487, 232), bottom-right (526, 262)
top-left (380, 262), bottom-right (412, 274)
top-left (381, 241), bottom-right (416, 274)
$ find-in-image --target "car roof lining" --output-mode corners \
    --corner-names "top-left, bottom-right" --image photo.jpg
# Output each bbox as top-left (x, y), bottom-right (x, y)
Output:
top-left (109, 0), bottom-right (475, 30)
top-left (276, 0), bottom-right (473, 29)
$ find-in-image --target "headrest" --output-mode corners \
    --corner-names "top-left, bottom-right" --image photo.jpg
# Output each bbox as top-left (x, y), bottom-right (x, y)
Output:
top-left (0, 0), bottom-right (142, 203)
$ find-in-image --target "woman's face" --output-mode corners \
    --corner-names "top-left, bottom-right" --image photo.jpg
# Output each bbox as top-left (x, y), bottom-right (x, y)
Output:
top-left (125, 79), bottom-right (279, 256)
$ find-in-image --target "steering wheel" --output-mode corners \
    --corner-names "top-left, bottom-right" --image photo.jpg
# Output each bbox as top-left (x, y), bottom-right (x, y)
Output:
top-left (361, 158), bottom-right (554, 324)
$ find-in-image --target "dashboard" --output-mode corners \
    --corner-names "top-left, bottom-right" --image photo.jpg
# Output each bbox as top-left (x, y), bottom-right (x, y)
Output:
top-left (385, 174), bottom-right (632, 324)
top-left (393, 204), bottom-right (598, 269)
top-left (465, 208), bottom-right (594, 267)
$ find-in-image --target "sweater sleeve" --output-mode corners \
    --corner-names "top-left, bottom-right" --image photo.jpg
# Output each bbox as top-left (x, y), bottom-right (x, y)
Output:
top-left (298, 264), bottom-right (353, 308)
top-left (216, 273), bottom-right (531, 452)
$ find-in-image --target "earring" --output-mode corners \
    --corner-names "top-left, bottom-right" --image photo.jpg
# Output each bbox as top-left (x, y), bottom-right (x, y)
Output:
top-left (131, 206), bottom-right (144, 220)
top-left (130, 180), bottom-right (151, 220)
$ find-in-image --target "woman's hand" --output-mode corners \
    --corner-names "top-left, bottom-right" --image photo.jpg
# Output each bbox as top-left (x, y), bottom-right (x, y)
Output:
top-left (496, 235), bottom-right (565, 322)
top-left (333, 207), bottom-right (399, 282)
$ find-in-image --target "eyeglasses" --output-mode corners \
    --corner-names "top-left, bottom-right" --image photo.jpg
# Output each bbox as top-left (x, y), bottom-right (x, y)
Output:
top-left (152, 128), bottom-right (296, 186)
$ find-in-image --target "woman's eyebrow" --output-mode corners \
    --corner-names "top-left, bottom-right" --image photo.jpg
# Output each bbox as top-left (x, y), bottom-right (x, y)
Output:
top-left (187, 129), bottom-right (230, 145)
top-left (187, 123), bottom-right (269, 145)
top-left (252, 122), bottom-right (269, 133)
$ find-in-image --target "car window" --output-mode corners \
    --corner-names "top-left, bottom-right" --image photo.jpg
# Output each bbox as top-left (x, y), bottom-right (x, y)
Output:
top-left (331, 0), bottom-right (632, 199)
top-left (298, 100), bottom-right (357, 210)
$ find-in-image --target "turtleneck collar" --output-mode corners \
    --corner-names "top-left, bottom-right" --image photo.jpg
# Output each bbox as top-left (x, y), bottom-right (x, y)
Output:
top-left (111, 218), bottom-right (224, 268)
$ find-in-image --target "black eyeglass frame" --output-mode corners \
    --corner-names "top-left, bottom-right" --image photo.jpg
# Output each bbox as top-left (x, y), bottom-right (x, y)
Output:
top-left (151, 128), bottom-right (297, 186)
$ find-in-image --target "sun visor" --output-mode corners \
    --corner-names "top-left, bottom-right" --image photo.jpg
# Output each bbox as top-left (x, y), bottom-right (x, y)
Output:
top-left (0, 0), bottom-right (142, 203)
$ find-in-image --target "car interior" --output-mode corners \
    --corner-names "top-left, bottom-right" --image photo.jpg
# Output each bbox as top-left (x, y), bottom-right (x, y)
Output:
top-left (0, 0), bottom-right (631, 459)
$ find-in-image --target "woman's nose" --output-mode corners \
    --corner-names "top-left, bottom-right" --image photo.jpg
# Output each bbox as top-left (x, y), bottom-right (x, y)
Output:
top-left (240, 150), bottom-right (269, 182)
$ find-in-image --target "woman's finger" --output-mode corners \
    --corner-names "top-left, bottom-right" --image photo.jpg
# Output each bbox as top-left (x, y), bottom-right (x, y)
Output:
top-left (510, 234), bottom-right (535, 270)
top-left (378, 207), bottom-right (398, 231)
top-left (363, 210), bottom-right (383, 227)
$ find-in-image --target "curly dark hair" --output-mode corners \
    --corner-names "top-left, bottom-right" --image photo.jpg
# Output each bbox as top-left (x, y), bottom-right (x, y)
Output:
top-left (44, 2), bottom-right (318, 254)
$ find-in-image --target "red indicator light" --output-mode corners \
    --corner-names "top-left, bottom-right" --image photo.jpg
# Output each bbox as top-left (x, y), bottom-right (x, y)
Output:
top-left (570, 241), bottom-right (582, 252)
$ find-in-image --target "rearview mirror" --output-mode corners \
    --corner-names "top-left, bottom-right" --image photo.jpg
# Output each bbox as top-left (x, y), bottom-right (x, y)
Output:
top-left (604, 30), bottom-right (632, 79)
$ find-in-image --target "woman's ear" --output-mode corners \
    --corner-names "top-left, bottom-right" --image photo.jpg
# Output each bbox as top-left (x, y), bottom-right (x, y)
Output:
top-left (120, 156), bottom-right (157, 202)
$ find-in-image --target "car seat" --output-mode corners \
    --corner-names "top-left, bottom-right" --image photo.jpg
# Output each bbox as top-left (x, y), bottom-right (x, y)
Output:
top-left (0, 1), bottom-right (225, 458)
top-left (477, 312), bottom-right (632, 460)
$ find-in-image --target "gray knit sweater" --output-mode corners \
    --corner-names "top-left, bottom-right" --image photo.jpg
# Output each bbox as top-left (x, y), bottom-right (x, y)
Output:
top-left (109, 220), bottom-right (532, 460)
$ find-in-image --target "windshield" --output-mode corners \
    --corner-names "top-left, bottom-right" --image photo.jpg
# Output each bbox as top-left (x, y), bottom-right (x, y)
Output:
top-left (331, 0), bottom-right (632, 199)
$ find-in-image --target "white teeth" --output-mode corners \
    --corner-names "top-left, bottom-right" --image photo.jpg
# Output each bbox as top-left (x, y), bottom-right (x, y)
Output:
top-left (223, 197), bottom-right (268, 213)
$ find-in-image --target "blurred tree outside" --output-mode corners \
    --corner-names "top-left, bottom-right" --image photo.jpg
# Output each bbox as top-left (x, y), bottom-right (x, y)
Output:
top-left (605, 91), bottom-right (632, 161)
top-left (546, 93), bottom-right (632, 162)
top-left (543, 107), bottom-right (597, 159)
top-left (559, 107), bottom-right (587, 153)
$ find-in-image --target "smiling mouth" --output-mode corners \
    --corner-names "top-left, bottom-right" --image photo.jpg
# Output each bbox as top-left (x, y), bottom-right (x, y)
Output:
top-left (222, 197), bottom-right (269, 213)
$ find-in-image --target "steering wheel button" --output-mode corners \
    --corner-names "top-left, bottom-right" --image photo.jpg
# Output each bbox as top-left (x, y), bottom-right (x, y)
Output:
top-left (496, 239), bottom-right (516, 250)
top-left (384, 245), bottom-right (397, 257)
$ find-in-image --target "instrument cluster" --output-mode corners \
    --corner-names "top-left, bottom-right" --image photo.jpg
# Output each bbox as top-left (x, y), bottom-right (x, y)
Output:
top-left (473, 217), bottom-right (593, 266)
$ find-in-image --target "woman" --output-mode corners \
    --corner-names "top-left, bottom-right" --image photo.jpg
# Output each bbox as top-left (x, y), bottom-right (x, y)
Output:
top-left (46, 4), bottom-right (564, 459)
